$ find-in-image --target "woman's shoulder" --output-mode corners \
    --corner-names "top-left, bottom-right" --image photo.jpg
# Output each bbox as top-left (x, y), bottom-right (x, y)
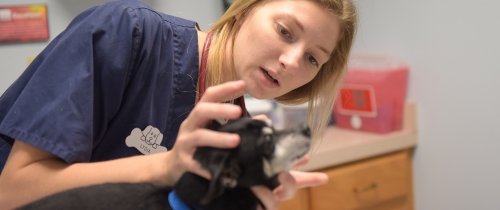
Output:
top-left (92, 0), bottom-right (152, 12)
top-left (92, 0), bottom-right (197, 28)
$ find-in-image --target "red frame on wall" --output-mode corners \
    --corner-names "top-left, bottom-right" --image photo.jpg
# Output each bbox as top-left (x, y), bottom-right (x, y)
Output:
top-left (0, 4), bottom-right (49, 43)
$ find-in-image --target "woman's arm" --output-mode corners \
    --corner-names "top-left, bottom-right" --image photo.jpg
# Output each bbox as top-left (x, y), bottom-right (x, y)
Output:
top-left (0, 140), bottom-right (169, 209)
top-left (0, 81), bottom-right (247, 210)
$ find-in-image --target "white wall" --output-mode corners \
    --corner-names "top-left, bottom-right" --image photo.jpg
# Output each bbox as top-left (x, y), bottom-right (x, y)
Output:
top-left (0, 0), bottom-right (224, 93)
top-left (353, 0), bottom-right (500, 209)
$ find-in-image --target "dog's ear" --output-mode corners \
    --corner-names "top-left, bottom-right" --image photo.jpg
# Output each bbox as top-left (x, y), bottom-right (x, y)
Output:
top-left (206, 120), bottom-right (223, 131)
top-left (216, 117), bottom-right (266, 133)
top-left (244, 118), bottom-right (268, 129)
top-left (193, 147), bottom-right (234, 205)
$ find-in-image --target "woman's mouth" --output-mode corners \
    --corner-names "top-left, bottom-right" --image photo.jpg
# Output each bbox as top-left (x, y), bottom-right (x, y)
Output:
top-left (260, 68), bottom-right (280, 86)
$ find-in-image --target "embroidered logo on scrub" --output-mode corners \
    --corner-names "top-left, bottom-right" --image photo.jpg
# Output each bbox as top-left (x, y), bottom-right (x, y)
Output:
top-left (125, 125), bottom-right (168, 155)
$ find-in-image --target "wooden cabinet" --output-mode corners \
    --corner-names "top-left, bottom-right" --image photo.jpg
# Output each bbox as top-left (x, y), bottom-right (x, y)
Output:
top-left (278, 188), bottom-right (310, 210)
top-left (279, 104), bottom-right (417, 210)
top-left (310, 150), bottom-right (414, 210)
top-left (278, 150), bottom-right (414, 210)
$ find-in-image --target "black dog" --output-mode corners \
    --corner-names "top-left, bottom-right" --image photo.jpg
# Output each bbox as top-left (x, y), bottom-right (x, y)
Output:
top-left (174, 118), bottom-right (311, 210)
top-left (18, 118), bottom-right (311, 210)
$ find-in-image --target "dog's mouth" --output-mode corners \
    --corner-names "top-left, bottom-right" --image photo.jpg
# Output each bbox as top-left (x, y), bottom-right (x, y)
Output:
top-left (263, 130), bottom-right (311, 177)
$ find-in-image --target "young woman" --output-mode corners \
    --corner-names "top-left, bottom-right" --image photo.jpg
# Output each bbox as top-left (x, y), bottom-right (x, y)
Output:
top-left (0, 0), bottom-right (357, 209)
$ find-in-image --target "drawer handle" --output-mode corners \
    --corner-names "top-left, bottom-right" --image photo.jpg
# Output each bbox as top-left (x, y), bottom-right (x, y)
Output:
top-left (353, 182), bottom-right (378, 194)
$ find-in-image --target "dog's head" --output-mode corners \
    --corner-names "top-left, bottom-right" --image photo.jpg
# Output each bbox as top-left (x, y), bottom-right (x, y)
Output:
top-left (206, 117), bottom-right (311, 183)
top-left (183, 117), bottom-right (312, 208)
top-left (262, 123), bottom-right (311, 177)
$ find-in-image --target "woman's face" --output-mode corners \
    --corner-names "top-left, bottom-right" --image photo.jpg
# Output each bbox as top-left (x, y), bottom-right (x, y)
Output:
top-left (232, 0), bottom-right (340, 99)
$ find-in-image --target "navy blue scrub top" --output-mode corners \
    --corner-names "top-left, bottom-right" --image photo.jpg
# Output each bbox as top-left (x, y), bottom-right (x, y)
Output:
top-left (0, 0), bottom-right (200, 164)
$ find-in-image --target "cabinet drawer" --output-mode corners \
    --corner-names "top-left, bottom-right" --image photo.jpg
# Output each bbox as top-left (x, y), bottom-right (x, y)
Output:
top-left (310, 151), bottom-right (412, 210)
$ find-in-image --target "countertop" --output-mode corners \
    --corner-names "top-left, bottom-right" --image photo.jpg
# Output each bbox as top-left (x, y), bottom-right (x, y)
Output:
top-left (301, 103), bottom-right (418, 171)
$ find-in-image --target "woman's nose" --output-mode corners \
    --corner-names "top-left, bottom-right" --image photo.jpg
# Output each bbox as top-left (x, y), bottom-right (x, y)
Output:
top-left (279, 46), bottom-right (303, 72)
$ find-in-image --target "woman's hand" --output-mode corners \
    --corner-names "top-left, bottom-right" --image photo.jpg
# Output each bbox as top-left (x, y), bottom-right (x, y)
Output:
top-left (163, 80), bottom-right (247, 186)
top-left (253, 157), bottom-right (329, 210)
top-left (164, 82), bottom-right (329, 210)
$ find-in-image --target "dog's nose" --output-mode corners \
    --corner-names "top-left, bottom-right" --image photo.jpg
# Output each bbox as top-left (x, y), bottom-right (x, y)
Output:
top-left (301, 124), bottom-right (311, 137)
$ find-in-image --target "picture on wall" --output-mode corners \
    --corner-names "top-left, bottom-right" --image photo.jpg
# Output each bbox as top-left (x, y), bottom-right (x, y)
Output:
top-left (0, 4), bottom-right (49, 43)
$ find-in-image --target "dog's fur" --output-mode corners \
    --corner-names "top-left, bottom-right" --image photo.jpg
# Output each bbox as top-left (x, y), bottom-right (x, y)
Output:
top-left (175, 118), bottom-right (311, 210)
top-left (17, 118), bottom-right (311, 210)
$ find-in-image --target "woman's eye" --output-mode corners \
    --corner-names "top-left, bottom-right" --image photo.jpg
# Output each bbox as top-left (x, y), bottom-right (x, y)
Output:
top-left (277, 24), bottom-right (292, 40)
top-left (307, 54), bottom-right (319, 67)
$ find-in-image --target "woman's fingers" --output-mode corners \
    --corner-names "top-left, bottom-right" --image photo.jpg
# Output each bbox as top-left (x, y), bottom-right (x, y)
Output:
top-left (173, 128), bottom-right (241, 180)
top-left (252, 114), bottom-right (271, 123)
top-left (199, 80), bottom-right (246, 103)
top-left (252, 186), bottom-right (278, 210)
top-left (290, 171), bottom-right (329, 188)
top-left (183, 157), bottom-right (212, 180)
top-left (182, 80), bottom-right (246, 131)
top-left (183, 103), bottom-right (242, 131)
top-left (254, 171), bottom-right (322, 208)
top-left (171, 81), bottom-right (247, 182)
top-left (273, 172), bottom-right (298, 201)
top-left (182, 129), bottom-right (240, 149)
top-left (252, 114), bottom-right (268, 121)
top-left (253, 171), bottom-right (329, 209)
top-left (272, 171), bottom-right (329, 201)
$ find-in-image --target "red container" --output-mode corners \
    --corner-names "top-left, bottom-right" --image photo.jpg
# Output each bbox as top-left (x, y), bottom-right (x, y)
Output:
top-left (333, 54), bottom-right (409, 133)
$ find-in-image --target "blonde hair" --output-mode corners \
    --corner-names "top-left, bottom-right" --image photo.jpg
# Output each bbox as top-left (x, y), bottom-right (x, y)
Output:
top-left (206, 0), bottom-right (357, 140)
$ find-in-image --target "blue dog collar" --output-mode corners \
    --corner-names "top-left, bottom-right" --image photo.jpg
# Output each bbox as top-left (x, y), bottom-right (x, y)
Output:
top-left (168, 191), bottom-right (193, 210)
